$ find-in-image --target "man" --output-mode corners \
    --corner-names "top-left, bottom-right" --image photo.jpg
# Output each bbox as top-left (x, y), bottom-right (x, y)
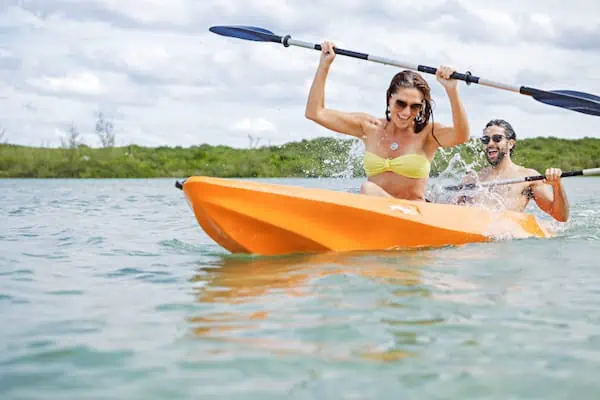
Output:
top-left (457, 119), bottom-right (569, 222)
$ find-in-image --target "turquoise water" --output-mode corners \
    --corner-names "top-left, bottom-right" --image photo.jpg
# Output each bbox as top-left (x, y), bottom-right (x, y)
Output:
top-left (1, 177), bottom-right (599, 399)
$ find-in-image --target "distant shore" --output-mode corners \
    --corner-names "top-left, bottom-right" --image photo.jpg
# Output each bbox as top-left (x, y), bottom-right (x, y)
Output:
top-left (1, 136), bottom-right (598, 179)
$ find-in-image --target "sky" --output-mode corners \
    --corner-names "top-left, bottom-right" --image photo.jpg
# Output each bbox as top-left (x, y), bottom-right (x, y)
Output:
top-left (0, 0), bottom-right (599, 148)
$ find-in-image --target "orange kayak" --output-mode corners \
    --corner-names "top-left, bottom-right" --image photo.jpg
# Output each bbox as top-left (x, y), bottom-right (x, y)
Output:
top-left (176, 176), bottom-right (551, 255)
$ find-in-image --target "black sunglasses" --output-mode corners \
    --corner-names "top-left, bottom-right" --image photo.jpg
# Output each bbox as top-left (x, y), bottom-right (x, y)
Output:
top-left (395, 99), bottom-right (423, 113)
top-left (480, 134), bottom-right (506, 144)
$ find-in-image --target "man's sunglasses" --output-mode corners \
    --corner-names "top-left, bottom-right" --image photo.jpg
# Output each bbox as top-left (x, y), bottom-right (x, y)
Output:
top-left (480, 134), bottom-right (507, 145)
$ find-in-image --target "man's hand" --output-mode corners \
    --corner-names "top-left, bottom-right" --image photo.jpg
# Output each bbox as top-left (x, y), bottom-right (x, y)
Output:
top-left (544, 168), bottom-right (563, 186)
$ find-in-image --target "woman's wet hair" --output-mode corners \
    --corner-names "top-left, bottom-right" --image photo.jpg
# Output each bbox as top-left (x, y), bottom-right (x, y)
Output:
top-left (385, 70), bottom-right (433, 133)
top-left (485, 119), bottom-right (517, 155)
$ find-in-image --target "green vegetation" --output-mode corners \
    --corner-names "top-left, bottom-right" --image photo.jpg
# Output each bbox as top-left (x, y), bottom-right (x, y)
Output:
top-left (1, 136), bottom-right (598, 179)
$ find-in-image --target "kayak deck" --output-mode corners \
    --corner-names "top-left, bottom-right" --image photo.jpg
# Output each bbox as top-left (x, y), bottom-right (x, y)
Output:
top-left (178, 176), bottom-right (551, 255)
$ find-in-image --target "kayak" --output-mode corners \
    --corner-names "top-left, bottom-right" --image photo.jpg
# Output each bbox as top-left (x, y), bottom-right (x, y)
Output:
top-left (176, 176), bottom-right (551, 256)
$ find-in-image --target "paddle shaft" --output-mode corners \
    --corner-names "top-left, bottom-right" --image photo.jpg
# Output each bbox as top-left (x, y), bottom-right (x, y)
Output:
top-left (280, 37), bottom-right (600, 109)
top-left (445, 167), bottom-right (600, 191)
top-left (278, 36), bottom-right (545, 97)
top-left (209, 25), bottom-right (600, 116)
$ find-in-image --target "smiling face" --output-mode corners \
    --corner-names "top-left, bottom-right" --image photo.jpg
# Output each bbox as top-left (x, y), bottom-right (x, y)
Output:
top-left (387, 88), bottom-right (424, 129)
top-left (481, 125), bottom-right (513, 166)
top-left (385, 70), bottom-right (431, 133)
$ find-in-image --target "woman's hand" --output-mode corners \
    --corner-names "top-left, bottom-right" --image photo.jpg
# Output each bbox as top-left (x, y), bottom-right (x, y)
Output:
top-left (319, 41), bottom-right (337, 68)
top-left (436, 65), bottom-right (458, 91)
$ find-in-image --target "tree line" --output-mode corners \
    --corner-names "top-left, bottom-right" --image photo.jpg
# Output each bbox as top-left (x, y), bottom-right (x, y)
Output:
top-left (1, 134), bottom-right (598, 179)
top-left (1, 111), bottom-right (598, 178)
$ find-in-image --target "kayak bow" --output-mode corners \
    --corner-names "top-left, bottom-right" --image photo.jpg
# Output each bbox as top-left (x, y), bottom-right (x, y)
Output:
top-left (176, 177), bottom-right (551, 256)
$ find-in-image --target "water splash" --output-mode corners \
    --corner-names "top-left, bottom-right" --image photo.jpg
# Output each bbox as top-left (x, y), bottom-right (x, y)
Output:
top-left (427, 139), bottom-right (488, 204)
top-left (298, 137), bottom-right (364, 180)
top-left (562, 200), bottom-right (600, 241)
top-left (332, 138), bottom-right (365, 180)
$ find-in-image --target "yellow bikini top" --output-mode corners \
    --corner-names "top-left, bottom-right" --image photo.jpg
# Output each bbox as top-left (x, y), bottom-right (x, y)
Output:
top-left (363, 151), bottom-right (431, 179)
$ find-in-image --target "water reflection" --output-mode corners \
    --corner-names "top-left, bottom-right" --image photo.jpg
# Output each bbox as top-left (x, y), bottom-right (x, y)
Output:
top-left (187, 251), bottom-right (460, 362)
top-left (193, 252), bottom-right (427, 302)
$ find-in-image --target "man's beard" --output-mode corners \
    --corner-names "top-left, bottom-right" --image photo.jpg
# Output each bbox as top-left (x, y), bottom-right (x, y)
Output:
top-left (486, 148), bottom-right (507, 166)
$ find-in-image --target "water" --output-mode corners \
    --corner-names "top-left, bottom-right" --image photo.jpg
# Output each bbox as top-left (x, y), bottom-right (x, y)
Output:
top-left (1, 177), bottom-right (599, 399)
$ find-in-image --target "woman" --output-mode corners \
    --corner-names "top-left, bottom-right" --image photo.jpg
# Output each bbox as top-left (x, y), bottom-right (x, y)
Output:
top-left (305, 41), bottom-right (470, 201)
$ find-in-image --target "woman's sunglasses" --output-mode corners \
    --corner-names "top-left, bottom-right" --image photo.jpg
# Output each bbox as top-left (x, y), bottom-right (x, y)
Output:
top-left (395, 99), bottom-right (423, 113)
top-left (480, 134), bottom-right (506, 145)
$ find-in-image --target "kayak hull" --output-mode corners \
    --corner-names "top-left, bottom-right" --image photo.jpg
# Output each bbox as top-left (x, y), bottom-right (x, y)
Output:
top-left (180, 176), bottom-right (551, 255)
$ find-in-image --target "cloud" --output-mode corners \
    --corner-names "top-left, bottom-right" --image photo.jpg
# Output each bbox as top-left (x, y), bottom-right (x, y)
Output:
top-left (0, 48), bottom-right (22, 71)
top-left (28, 72), bottom-right (106, 95)
top-left (554, 26), bottom-right (600, 51)
top-left (0, 0), bottom-right (598, 150)
top-left (233, 117), bottom-right (276, 133)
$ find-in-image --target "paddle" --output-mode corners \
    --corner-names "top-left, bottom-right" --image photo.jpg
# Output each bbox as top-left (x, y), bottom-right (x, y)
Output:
top-left (209, 25), bottom-right (600, 117)
top-left (444, 167), bottom-right (600, 191)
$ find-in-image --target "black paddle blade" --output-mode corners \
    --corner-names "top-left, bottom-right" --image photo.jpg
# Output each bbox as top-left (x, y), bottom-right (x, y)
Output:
top-left (209, 25), bottom-right (282, 43)
top-left (524, 88), bottom-right (600, 117)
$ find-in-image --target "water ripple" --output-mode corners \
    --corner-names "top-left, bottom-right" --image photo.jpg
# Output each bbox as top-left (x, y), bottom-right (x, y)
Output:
top-left (0, 178), bottom-right (599, 398)
top-left (2, 345), bottom-right (133, 368)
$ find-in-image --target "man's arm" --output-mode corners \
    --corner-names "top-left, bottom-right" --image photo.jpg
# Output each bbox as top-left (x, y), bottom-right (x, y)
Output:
top-left (530, 168), bottom-right (570, 222)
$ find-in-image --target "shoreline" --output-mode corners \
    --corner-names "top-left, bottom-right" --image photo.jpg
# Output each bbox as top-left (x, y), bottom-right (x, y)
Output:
top-left (1, 136), bottom-right (598, 179)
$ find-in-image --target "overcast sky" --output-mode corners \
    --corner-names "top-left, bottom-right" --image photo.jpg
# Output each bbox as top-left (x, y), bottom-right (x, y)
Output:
top-left (1, 0), bottom-right (599, 148)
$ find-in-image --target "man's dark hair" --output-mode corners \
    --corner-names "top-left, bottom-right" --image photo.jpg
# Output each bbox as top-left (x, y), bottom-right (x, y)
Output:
top-left (485, 119), bottom-right (517, 155)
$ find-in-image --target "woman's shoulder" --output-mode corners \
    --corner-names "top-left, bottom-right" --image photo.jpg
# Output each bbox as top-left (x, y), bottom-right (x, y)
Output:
top-left (359, 115), bottom-right (387, 137)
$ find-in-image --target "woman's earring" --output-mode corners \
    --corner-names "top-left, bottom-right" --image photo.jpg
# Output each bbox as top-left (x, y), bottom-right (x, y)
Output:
top-left (415, 102), bottom-right (426, 123)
